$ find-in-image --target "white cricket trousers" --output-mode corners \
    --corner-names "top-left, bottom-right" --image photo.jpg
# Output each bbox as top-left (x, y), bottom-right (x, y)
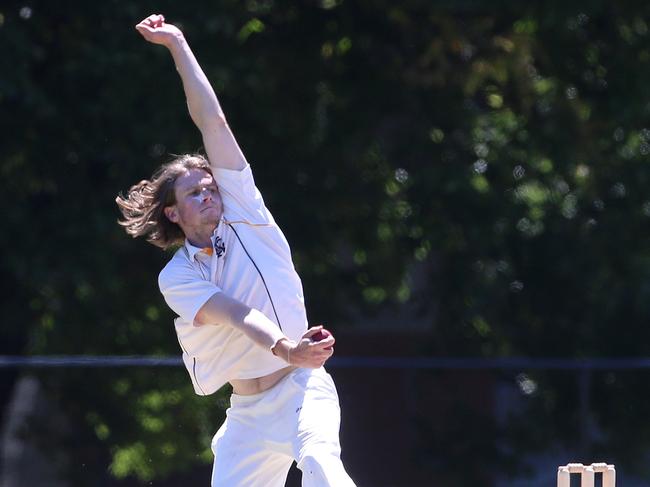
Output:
top-left (210, 367), bottom-right (357, 487)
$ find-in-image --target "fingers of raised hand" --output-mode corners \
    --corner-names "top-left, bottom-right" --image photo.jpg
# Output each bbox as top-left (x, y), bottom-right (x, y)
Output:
top-left (136, 13), bottom-right (165, 32)
top-left (145, 13), bottom-right (165, 28)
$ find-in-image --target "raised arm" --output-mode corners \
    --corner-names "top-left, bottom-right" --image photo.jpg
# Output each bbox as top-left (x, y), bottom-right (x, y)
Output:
top-left (135, 14), bottom-right (246, 171)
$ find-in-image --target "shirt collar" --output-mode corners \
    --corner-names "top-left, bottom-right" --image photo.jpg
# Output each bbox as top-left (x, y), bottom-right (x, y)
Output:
top-left (184, 228), bottom-right (219, 262)
top-left (184, 240), bottom-right (206, 262)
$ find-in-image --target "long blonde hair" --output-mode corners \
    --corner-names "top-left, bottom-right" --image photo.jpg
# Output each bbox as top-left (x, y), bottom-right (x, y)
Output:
top-left (116, 154), bottom-right (213, 249)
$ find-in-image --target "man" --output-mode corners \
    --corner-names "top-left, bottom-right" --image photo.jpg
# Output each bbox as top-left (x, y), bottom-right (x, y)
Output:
top-left (116, 13), bottom-right (357, 487)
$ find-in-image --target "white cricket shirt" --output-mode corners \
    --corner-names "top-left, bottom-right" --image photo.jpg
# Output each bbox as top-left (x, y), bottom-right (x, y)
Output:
top-left (158, 164), bottom-right (308, 395)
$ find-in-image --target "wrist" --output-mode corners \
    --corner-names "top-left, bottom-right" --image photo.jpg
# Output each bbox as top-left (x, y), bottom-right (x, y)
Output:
top-left (271, 338), bottom-right (294, 363)
top-left (165, 33), bottom-right (187, 52)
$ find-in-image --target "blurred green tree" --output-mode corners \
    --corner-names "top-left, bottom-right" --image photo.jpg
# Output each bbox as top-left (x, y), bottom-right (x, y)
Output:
top-left (2, 0), bottom-right (650, 483)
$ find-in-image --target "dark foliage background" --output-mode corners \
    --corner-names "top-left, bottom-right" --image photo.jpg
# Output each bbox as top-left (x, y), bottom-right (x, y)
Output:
top-left (2, 0), bottom-right (650, 484)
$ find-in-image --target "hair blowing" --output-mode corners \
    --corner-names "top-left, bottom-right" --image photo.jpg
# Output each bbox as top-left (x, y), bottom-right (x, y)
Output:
top-left (116, 154), bottom-right (213, 250)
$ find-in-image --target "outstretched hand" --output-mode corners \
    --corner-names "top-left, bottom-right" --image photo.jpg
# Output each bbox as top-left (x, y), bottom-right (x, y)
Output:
top-left (135, 14), bottom-right (183, 48)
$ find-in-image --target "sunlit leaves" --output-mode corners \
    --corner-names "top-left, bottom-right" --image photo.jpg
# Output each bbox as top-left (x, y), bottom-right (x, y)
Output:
top-left (513, 18), bottom-right (537, 35)
top-left (237, 18), bottom-right (264, 42)
top-left (514, 181), bottom-right (550, 207)
top-left (110, 443), bottom-right (153, 480)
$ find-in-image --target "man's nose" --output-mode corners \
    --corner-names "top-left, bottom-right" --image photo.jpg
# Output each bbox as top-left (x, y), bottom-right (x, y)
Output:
top-left (201, 189), bottom-right (212, 201)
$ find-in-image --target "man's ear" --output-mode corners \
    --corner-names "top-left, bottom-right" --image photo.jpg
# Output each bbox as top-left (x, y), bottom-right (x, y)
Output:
top-left (164, 205), bottom-right (179, 223)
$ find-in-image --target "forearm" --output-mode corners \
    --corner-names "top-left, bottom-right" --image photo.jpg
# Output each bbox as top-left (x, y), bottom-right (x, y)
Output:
top-left (195, 292), bottom-right (287, 351)
top-left (195, 293), bottom-right (334, 367)
top-left (167, 35), bottom-right (224, 129)
top-left (136, 15), bottom-right (246, 170)
top-left (167, 35), bottom-right (247, 170)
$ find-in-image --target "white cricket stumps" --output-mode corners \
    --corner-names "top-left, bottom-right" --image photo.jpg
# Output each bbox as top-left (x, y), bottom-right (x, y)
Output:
top-left (557, 462), bottom-right (615, 487)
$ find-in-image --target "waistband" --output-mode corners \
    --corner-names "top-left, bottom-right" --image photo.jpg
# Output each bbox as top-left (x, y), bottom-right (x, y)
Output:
top-left (230, 367), bottom-right (305, 407)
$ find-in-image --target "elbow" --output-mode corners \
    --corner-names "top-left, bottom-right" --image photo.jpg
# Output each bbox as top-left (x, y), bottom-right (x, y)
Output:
top-left (194, 292), bottom-right (234, 328)
top-left (194, 309), bottom-right (209, 327)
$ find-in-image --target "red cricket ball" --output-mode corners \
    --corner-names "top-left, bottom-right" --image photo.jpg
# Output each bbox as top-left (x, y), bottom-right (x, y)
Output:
top-left (311, 328), bottom-right (333, 350)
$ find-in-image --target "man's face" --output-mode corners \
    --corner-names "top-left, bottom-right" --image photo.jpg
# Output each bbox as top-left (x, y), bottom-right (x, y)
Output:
top-left (164, 169), bottom-right (223, 237)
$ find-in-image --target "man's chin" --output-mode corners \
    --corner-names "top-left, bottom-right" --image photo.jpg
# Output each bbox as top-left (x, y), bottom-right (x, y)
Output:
top-left (201, 207), bottom-right (222, 216)
top-left (201, 210), bottom-right (223, 224)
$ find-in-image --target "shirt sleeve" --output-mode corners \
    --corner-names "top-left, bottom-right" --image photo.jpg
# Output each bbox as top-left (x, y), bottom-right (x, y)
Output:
top-left (213, 164), bottom-right (276, 225)
top-left (158, 258), bottom-right (221, 325)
